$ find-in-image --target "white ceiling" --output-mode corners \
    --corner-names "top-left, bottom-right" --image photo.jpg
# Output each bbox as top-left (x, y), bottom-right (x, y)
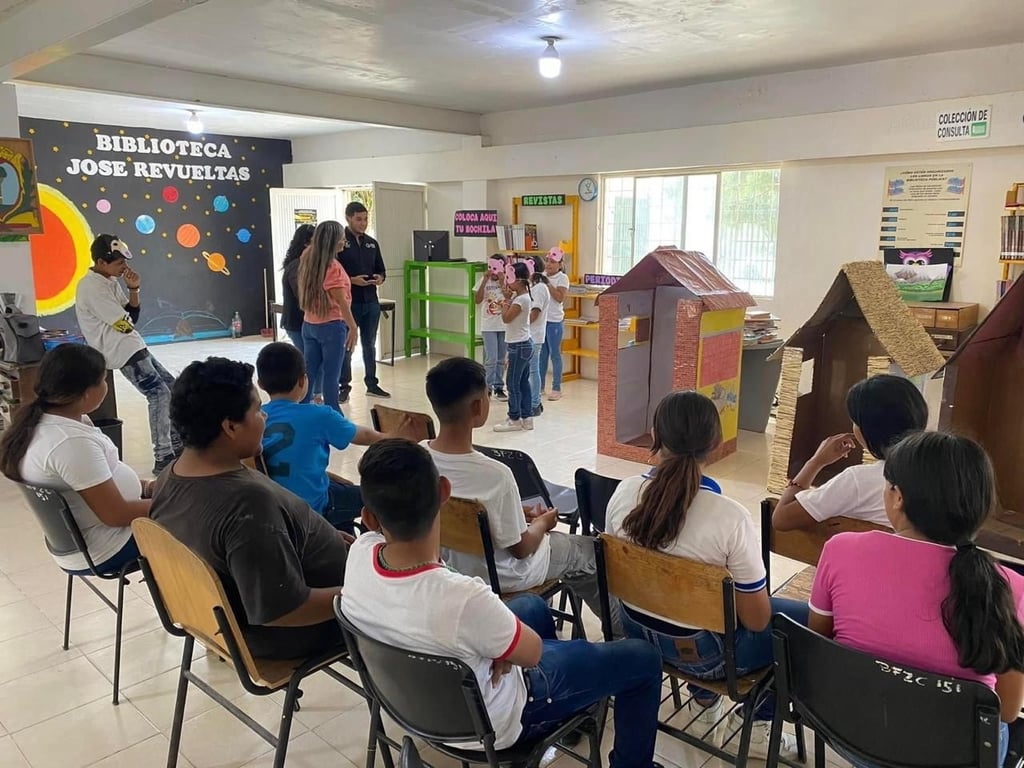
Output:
top-left (14, 84), bottom-right (371, 138)
top-left (84, 0), bottom-right (1024, 114)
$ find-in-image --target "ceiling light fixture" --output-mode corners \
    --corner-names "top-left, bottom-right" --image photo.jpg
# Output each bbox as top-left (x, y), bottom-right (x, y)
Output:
top-left (538, 36), bottom-right (562, 79)
top-left (186, 110), bottom-right (203, 135)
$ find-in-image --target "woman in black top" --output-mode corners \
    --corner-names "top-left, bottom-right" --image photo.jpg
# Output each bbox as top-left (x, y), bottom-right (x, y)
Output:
top-left (281, 224), bottom-right (320, 398)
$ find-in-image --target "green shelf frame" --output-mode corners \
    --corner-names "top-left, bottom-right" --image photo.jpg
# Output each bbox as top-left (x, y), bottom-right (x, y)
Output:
top-left (404, 260), bottom-right (488, 359)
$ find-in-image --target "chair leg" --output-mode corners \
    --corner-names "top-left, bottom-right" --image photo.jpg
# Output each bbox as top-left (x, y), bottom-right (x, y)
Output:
top-left (735, 700), bottom-right (755, 768)
top-left (569, 590), bottom-right (585, 641)
top-left (814, 733), bottom-right (826, 768)
top-left (670, 678), bottom-right (682, 709)
top-left (795, 722), bottom-right (807, 762)
top-left (365, 700), bottom-right (383, 768)
top-left (111, 571), bottom-right (128, 705)
top-left (166, 636), bottom-right (194, 768)
top-left (62, 574), bottom-right (74, 651)
top-left (588, 719), bottom-right (603, 768)
top-left (273, 677), bottom-right (303, 768)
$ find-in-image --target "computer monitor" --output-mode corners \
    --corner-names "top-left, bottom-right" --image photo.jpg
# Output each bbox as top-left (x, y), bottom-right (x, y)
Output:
top-left (412, 230), bottom-right (450, 262)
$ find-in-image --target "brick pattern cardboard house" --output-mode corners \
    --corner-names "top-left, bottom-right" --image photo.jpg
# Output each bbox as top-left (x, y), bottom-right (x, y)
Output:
top-left (766, 261), bottom-right (945, 494)
top-left (597, 248), bottom-right (755, 465)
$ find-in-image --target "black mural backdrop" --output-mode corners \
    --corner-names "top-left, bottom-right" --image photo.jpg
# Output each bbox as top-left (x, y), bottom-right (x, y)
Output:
top-left (20, 117), bottom-right (291, 344)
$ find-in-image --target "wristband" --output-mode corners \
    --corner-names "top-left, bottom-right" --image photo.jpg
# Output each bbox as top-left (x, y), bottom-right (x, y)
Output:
top-left (786, 479), bottom-right (807, 491)
top-left (129, 286), bottom-right (140, 292)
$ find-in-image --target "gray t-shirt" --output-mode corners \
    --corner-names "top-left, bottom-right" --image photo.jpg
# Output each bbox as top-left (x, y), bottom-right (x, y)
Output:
top-left (150, 465), bottom-right (348, 659)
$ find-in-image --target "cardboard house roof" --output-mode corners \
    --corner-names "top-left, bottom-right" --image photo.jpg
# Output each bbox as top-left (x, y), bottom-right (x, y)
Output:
top-left (600, 248), bottom-right (755, 312)
top-left (775, 261), bottom-right (945, 378)
top-left (941, 273), bottom-right (1024, 368)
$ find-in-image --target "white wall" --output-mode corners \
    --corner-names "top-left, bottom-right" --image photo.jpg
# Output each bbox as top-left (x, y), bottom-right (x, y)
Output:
top-left (292, 128), bottom-right (467, 165)
top-left (0, 84), bottom-right (36, 313)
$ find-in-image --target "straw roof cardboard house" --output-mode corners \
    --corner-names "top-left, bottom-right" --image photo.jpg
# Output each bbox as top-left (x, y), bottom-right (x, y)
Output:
top-left (766, 261), bottom-right (945, 494)
top-left (597, 248), bottom-right (754, 464)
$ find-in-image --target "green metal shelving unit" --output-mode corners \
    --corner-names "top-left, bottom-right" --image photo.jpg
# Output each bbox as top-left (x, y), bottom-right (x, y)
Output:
top-left (404, 260), bottom-right (488, 359)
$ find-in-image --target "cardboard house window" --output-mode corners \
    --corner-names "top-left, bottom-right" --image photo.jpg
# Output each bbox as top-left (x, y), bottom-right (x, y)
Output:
top-left (617, 315), bottom-right (651, 349)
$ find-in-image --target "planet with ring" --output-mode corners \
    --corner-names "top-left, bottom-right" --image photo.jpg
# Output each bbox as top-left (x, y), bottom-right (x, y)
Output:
top-left (202, 251), bottom-right (231, 276)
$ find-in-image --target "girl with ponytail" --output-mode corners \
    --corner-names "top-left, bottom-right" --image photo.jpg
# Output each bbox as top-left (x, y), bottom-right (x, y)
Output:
top-left (809, 431), bottom-right (1024, 764)
top-left (607, 390), bottom-right (808, 755)
top-left (493, 262), bottom-right (536, 433)
top-left (0, 344), bottom-right (151, 574)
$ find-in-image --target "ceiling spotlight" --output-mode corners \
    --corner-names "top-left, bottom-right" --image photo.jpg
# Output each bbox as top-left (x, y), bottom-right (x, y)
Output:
top-left (538, 36), bottom-right (562, 79)
top-left (186, 110), bottom-right (203, 135)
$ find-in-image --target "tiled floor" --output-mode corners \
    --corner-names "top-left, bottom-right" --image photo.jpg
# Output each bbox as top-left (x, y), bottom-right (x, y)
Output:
top-left (0, 337), bottom-right (847, 768)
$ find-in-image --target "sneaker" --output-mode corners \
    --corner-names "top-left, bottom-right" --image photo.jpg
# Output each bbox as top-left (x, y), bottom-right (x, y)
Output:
top-left (547, 390), bottom-right (563, 402)
top-left (531, 404), bottom-right (543, 417)
top-left (339, 387), bottom-right (351, 404)
top-left (691, 696), bottom-right (724, 729)
top-left (493, 389), bottom-right (508, 402)
top-left (726, 711), bottom-right (797, 760)
top-left (522, 418), bottom-right (534, 431)
top-left (366, 385), bottom-right (391, 399)
top-left (152, 455), bottom-right (175, 476)
top-left (493, 419), bottom-right (523, 433)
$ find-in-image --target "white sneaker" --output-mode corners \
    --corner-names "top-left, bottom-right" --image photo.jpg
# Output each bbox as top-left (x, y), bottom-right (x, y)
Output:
top-left (522, 418), bottom-right (534, 431)
top-left (691, 697), bottom-right (725, 729)
top-left (726, 711), bottom-right (797, 760)
top-left (493, 419), bottom-right (523, 433)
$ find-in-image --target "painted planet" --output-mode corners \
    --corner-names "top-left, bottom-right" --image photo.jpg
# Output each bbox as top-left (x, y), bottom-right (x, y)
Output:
top-left (236, 227), bottom-right (251, 244)
top-left (213, 195), bottom-right (230, 213)
top-left (202, 250), bottom-right (231, 276)
top-left (176, 223), bottom-right (201, 248)
top-left (95, 199), bottom-right (111, 214)
top-left (162, 186), bottom-right (179, 203)
top-left (135, 214), bottom-right (156, 235)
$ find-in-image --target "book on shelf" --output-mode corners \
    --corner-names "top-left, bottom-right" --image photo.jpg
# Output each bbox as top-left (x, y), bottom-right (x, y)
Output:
top-left (1002, 210), bottom-right (1024, 260)
top-left (496, 224), bottom-right (538, 251)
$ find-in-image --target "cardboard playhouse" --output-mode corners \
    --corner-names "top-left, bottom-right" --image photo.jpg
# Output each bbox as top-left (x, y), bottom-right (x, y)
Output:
top-left (939, 275), bottom-right (1024, 558)
top-left (596, 248), bottom-right (755, 465)
top-left (766, 261), bottom-right (945, 495)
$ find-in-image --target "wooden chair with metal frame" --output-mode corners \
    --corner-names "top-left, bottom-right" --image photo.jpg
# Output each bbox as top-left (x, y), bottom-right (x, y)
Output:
top-left (17, 483), bottom-right (138, 705)
top-left (131, 518), bottom-right (365, 768)
top-left (440, 496), bottom-right (586, 640)
top-left (371, 404), bottom-right (436, 442)
top-left (594, 533), bottom-right (806, 768)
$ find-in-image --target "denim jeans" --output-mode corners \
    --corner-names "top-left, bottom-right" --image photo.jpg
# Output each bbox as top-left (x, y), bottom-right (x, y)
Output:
top-left (285, 328), bottom-right (322, 397)
top-left (505, 341), bottom-right (533, 421)
top-left (508, 594), bottom-right (662, 768)
top-left (324, 480), bottom-right (363, 535)
top-left (539, 321), bottom-right (564, 393)
top-left (482, 330), bottom-right (506, 391)
top-left (120, 352), bottom-right (182, 462)
top-left (529, 340), bottom-right (542, 409)
top-left (301, 320), bottom-right (348, 413)
top-left (339, 302), bottom-right (381, 391)
top-left (621, 596), bottom-right (810, 719)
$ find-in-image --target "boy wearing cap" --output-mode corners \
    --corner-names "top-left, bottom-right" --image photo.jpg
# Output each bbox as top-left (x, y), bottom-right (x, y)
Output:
top-left (75, 234), bottom-right (182, 475)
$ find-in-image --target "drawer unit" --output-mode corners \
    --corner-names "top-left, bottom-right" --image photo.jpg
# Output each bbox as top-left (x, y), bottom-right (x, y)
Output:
top-left (924, 325), bottom-right (977, 352)
top-left (906, 301), bottom-right (979, 331)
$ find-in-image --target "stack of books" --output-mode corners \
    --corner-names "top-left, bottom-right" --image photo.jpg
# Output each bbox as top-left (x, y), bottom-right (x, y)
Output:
top-left (744, 308), bottom-right (780, 345)
top-left (497, 224), bottom-right (539, 251)
top-left (1001, 212), bottom-right (1024, 260)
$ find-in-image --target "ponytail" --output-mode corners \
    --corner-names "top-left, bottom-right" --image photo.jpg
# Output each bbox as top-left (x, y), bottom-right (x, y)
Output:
top-left (622, 454), bottom-right (702, 549)
top-left (0, 400), bottom-right (47, 481)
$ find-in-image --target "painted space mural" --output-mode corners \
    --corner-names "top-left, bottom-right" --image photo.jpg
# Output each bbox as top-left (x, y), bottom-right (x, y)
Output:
top-left (21, 118), bottom-right (291, 344)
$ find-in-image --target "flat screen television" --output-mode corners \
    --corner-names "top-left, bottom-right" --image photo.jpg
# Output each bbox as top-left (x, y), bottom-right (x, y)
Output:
top-left (412, 230), bottom-right (450, 262)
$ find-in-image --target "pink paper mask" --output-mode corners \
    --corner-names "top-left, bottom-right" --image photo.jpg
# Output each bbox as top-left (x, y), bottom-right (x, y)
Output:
top-left (487, 256), bottom-right (505, 276)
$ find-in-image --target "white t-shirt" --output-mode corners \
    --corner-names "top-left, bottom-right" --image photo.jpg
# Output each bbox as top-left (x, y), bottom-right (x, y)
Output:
top-left (607, 474), bottom-right (766, 629)
top-left (529, 286), bottom-right (551, 345)
top-left (19, 414), bottom-right (140, 571)
top-left (424, 443), bottom-right (552, 591)
top-left (796, 461), bottom-right (891, 528)
top-left (476, 276), bottom-right (506, 334)
top-left (503, 293), bottom-right (532, 344)
top-left (74, 271), bottom-right (146, 369)
top-left (341, 531), bottom-right (528, 749)
top-left (544, 271), bottom-right (570, 323)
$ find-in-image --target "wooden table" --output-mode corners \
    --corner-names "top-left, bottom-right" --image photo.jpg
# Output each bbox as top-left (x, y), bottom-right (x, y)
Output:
top-left (774, 566), bottom-right (815, 603)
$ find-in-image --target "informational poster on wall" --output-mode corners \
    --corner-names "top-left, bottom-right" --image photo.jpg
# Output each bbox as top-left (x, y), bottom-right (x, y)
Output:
top-left (293, 208), bottom-right (317, 227)
top-left (878, 163), bottom-right (972, 261)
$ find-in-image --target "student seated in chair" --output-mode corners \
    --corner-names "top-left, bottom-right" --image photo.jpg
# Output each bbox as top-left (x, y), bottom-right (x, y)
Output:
top-left (772, 374), bottom-right (928, 531)
top-left (342, 439), bottom-right (664, 767)
top-left (150, 357), bottom-right (349, 660)
top-left (423, 356), bottom-right (606, 626)
top-left (809, 431), bottom-right (1024, 767)
top-left (255, 342), bottom-right (413, 534)
top-left (606, 390), bottom-right (807, 758)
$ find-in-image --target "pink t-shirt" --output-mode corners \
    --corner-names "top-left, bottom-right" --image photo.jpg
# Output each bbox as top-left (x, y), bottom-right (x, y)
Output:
top-left (810, 531), bottom-right (1024, 690)
top-left (303, 260), bottom-right (352, 325)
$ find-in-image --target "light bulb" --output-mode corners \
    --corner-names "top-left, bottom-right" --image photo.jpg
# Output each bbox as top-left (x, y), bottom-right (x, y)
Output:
top-left (186, 110), bottom-right (203, 135)
top-left (538, 38), bottom-right (561, 79)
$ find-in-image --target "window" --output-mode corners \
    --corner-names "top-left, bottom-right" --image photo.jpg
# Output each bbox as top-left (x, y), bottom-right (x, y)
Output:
top-left (600, 168), bottom-right (781, 296)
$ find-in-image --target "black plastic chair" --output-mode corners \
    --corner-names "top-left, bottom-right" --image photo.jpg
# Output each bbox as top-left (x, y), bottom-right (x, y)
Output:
top-left (17, 483), bottom-right (138, 705)
top-left (474, 445), bottom-right (579, 532)
top-left (335, 598), bottom-right (604, 768)
top-left (768, 614), bottom-right (1009, 768)
top-left (574, 469), bottom-right (621, 535)
top-left (400, 736), bottom-right (425, 768)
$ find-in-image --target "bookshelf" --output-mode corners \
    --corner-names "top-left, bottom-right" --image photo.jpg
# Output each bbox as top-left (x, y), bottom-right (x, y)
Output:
top-left (403, 260), bottom-right (488, 360)
top-left (999, 182), bottom-right (1024, 298)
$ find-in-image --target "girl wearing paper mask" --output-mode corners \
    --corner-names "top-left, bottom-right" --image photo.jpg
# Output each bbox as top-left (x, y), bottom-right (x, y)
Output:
top-left (539, 247), bottom-right (570, 402)
top-left (474, 255), bottom-right (509, 401)
top-left (494, 262), bottom-right (536, 432)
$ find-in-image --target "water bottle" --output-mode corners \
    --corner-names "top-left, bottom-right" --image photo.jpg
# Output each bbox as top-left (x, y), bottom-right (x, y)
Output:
top-left (231, 312), bottom-right (242, 339)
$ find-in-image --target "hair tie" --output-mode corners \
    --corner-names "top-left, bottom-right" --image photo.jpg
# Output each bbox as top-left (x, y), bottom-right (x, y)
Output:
top-left (955, 541), bottom-right (976, 553)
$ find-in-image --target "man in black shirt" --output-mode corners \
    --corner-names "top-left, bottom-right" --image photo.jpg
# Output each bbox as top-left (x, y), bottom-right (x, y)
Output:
top-left (337, 201), bottom-right (390, 401)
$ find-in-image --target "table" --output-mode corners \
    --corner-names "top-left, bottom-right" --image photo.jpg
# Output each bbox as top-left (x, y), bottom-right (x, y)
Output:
top-left (378, 299), bottom-right (396, 367)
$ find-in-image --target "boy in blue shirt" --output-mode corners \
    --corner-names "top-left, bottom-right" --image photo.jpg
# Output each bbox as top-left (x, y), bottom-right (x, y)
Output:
top-left (256, 342), bottom-right (389, 534)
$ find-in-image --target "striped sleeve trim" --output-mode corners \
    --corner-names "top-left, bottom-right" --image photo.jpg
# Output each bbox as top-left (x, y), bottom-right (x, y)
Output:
top-left (734, 577), bottom-right (767, 594)
top-left (496, 618), bottom-right (523, 662)
top-left (808, 601), bottom-right (833, 617)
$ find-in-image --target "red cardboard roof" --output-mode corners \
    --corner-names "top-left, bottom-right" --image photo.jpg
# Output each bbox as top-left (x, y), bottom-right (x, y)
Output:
top-left (943, 272), bottom-right (1024, 368)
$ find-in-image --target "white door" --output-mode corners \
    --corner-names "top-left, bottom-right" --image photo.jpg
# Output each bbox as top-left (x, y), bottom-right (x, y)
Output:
top-left (268, 188), bottom-right (344, 307)
top-left (372, 182), bottom-right (426, 358)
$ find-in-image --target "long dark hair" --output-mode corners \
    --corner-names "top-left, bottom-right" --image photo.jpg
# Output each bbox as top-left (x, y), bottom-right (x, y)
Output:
top-left (847, 374), bottom-right (928, 460)
top-left (282, 224), bottom-right (314, 269)
top-left (0, 345), bottom-right (107, 481)
top-left (885, 431), bottom-right (1024, 675)
top-left (512, 261), bottom-right (532, 300)
top-left (622, 391), bottom-right (722, 550)
top-left (298, 220), bottom-right (345, 318)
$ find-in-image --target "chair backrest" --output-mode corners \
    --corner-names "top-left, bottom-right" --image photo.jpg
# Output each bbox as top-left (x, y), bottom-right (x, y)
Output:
top-left (760, 497), bottom-right (887, 572)
top-left (439, 497), bottom-right (502, 594)
top-left (131, 518), bottom-right (261, 681)
top-left (17, 483), bottom-right (94, 566)
top-left (574, 468), bottom-right (621, 534)
top-left (371, 405), bottom-right (436, 442)
top-left (335, 600), bottom-right (495, 746)
top-left (473, 444), bottom-right (551, 508)
top-left (772, 614), bottom-right (1002, 768)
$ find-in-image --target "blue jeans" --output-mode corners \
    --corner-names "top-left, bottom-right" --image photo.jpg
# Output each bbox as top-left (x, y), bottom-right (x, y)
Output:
top-left (529, 340), bottom-right (542, 409)
top-left (285, 328), bottom-right (322, 397)
top-left (324, 480), bottom-right (363, 535)
top-left (621, 596), bottom-right (810, 720)
top-left (339, 302), bottom-right (381, 390)
top-left (508, 595), bottom-right (661, 768)
top-left (120, 352), bottom-right (182, 462)
top-left (482, 330), bottom-right (506, 391)
top-left (539, 321), bottom-right (564, 393)
top-left (301, 321), bottom-right (347, 413)
top-left (505, 341), bottom-right (533, 421)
